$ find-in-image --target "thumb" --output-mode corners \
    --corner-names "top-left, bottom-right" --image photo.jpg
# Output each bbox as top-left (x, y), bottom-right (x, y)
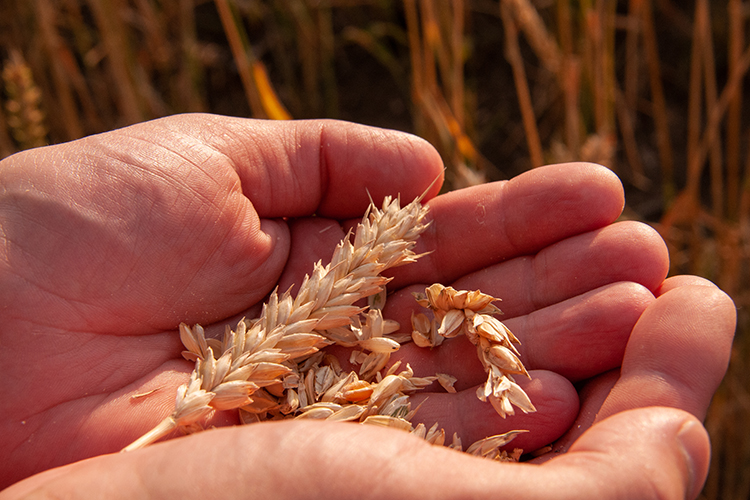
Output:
top-left (0, 408), bottom-right (708, 500)
top-left (537, 406), bottom-right (710, 500)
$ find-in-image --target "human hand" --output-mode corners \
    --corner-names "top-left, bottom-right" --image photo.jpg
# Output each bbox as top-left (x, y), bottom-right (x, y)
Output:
top-left (0, 115), bottom-right (735, 499)
top-left (0, 114), bottom-right (446, 488)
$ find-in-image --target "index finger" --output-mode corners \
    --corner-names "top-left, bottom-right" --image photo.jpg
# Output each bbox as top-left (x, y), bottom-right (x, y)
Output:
top-left (389, 162), bottom-right (625, 287)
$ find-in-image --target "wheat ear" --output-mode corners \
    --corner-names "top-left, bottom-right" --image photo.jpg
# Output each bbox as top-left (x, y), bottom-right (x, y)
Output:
top-left (123, 195), bottom-right (430, 451)
top-left (411, 284), bottom-right (536, 417)
top-left (2, 50), bottom-right (47, 150)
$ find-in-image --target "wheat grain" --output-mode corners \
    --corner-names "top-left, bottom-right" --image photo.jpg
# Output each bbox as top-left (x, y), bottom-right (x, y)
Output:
top-left (123, 194), bottom-right (534, 461)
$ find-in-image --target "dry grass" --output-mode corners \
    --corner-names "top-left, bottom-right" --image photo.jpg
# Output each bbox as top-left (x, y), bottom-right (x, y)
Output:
top-left (1, 0), bottom-right (749, 496)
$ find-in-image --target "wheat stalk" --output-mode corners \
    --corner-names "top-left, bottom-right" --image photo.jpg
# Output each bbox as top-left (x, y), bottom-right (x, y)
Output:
top-left (123, 194), bottom-right (534, 460)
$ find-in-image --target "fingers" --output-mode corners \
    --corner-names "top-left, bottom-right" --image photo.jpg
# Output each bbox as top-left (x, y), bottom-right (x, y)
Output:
top-left (656, 274), bottom-right (717, 295)
top-left (2, 408), bottom-right (706, 500)
top-left (551, 279), bottom-right (735, 452)
top-left (381, 215), bottom-right (667, 386)
top-left (407, 369), bottom-right (579, 451)
top-left (220, 160), bottom-right (635, 329)
top-left (0, 116), bottom-right (445, 332)
top-left (385, 220), bottom-right (667, 319)
top-left (99, 114), bottom-right (444, 218)
top-left (388, 281), bottom-right (653, 391)
top-left (126, 115), bottom-right (445, 218)
top-left (539, 407), bottom-right (710, 500)
top-left (595, 282), bottom-right (736, 422)
top-left (390, 162), bottom-right (626, 286)
top-left (450, 220), bottom-right (668, 314)
top-left (120, 116), bottom-right (443, 316)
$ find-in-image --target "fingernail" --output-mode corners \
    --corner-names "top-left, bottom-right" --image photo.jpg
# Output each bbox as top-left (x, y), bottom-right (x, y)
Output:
top-left (676, 419), bottom-right (710, 499)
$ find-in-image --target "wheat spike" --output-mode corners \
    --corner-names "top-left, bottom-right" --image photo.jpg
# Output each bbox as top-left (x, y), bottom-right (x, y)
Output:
top-left (2, 50), bottom-right (47, 150)
top-left (412, 283), bottom-right (536, 417)
top-left (123, 195), bottom-right (430, 451)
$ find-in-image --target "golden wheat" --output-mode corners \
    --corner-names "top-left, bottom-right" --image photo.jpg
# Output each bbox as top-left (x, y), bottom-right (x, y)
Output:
top-left (123, 194), bottom-right (533, 459)
top-left (2, 50), bottom-right (47, 150)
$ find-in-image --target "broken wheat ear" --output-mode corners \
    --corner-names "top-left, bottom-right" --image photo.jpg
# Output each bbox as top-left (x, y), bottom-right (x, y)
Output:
top-left (123, 194), bottom-right (535, 460)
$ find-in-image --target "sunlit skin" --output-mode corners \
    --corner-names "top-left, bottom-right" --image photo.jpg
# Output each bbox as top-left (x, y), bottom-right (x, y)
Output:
top-left (0, 114), bottom-right (736, 499)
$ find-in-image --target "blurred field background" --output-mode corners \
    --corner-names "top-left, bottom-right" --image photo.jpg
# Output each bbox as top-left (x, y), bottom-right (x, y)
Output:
top-left (0, 0), bottom-right (748, 497)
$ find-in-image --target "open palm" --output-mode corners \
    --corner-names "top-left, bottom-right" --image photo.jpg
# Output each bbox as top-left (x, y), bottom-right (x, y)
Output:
top-left (0, 114), bottom-right (735, 499)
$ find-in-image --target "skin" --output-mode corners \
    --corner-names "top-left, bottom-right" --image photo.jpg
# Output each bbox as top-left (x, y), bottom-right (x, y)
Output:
top-left (0, 114), bottom-right (736, 499)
